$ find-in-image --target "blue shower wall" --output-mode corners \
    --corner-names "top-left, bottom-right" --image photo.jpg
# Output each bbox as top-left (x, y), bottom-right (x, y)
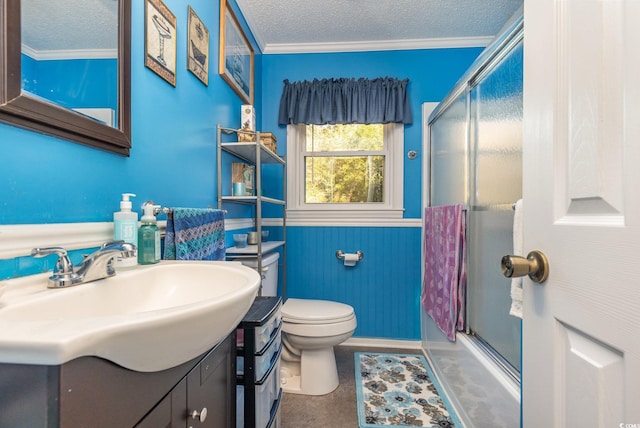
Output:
top-left (0, 0), bottom-right (259, 226)
top-left (286, 226), bottom-right (422, 339)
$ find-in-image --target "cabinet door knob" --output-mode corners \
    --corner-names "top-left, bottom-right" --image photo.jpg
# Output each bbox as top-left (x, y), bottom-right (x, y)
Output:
top-left (191, 407), bottom-right (208, 423)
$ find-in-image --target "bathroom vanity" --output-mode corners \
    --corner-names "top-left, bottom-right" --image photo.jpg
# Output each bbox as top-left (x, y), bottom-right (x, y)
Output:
top-left (0, 333), bottom-right (236, 427)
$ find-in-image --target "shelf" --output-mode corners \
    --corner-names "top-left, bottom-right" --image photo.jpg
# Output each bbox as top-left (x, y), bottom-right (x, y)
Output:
top-left (221, 142), bottom-right (284, 165)
top-left (226, 241), bottom-right (285, 255)
top-left (217, 123), bottom-right (287, 300)
top-left (221, 196), bottom-right (286, 205)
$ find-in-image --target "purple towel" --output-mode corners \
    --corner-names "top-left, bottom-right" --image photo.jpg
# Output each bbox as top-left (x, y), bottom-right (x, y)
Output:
top-left (421, 204), bottom-right (467, 341)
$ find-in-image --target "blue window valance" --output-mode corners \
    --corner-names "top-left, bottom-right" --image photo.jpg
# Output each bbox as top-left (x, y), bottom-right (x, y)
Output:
top-left (278, 77), bottom-right (412, 125)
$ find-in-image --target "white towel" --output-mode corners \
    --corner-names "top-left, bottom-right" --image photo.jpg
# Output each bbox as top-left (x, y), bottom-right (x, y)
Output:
top-left (509, 199), bottom-right (524, 318)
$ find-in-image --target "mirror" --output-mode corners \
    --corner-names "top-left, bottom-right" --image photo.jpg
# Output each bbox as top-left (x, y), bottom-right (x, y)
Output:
top-left (0, 0), bottom-right (131, 155)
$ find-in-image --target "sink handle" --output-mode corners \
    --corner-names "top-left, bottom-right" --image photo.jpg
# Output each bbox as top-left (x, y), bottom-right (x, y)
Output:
top-left (31, 247), bottom-right (74, 275)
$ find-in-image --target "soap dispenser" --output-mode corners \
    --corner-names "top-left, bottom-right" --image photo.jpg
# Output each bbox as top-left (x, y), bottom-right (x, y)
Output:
top-left (114, 193), bottom-right (138, 268)
top-left (138, 204), bottom-right (160, 265)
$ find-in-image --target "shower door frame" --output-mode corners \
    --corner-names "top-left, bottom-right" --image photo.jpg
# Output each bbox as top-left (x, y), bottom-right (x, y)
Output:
top-left (425, 18), bottom-right (524, 375)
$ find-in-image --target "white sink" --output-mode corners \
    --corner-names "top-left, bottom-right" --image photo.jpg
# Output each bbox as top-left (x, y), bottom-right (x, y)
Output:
top-left (0, 261), bottom-right (260, 372)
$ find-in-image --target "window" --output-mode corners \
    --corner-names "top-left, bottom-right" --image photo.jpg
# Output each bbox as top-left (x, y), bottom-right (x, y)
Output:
top-left (287, 123), bottom-right (404, 224)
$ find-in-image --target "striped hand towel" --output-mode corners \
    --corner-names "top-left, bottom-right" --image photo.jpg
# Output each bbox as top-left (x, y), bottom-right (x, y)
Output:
top-left (164, 208), bottom-right (226, 261)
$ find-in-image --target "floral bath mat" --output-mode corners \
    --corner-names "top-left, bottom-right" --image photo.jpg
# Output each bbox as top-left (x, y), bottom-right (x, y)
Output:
top-left (355, 353), bottom-right (461, 427)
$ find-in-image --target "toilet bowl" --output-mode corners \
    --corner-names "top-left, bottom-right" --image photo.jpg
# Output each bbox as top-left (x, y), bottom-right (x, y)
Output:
top-left (279, 298), bottom-right (357, 395)
top-left (239, 253), bottom-right (357, 396)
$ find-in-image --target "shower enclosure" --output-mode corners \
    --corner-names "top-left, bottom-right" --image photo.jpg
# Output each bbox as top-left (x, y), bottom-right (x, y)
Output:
top-left (422, 16), bottom-right (523, 427)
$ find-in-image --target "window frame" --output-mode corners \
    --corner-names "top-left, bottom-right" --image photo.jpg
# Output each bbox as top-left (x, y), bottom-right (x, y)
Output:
top-left (286, 123), bottom-right (405, 222)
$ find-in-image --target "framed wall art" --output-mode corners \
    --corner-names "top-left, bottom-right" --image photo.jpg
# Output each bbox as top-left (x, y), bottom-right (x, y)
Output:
top-left (219, 0), bottom-right (254, 103)
top-left (145, 0), bottom-right (177, 86)
top-left (187, 6), bottom-right (209, 85)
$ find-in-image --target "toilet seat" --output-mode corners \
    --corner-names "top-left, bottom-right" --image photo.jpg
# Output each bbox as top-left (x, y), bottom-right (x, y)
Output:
top-left (282, 298), bottom-right (354, 324)
top-left (282, 316), bottom-right (357, 337)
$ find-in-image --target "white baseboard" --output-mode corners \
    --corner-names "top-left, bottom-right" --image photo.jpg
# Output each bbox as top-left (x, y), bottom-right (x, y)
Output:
top-left (340, 337), bottom-right (422, 350)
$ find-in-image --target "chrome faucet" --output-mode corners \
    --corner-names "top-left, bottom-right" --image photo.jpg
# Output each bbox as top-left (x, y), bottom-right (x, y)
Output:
top-left (31, 241), bottom-right (137, 288)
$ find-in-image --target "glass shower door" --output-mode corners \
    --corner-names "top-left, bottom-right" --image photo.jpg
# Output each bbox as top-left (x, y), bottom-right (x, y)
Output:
top-left (467, 41), bottom-right (523, 371)
top-left (430, 91), bottom-right (468, 207)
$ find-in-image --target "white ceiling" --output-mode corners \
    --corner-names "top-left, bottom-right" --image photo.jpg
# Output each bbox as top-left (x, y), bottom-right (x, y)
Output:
top-left (22, 0), bottom-right (118, 55)
top-left (236, 0), bottom-right (524, 54)
top-left (21, 0), bottom-right (523, 56)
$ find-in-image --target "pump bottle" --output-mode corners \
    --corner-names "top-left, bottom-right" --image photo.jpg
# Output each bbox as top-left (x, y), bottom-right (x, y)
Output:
top-left (138, 204), bottom-right (160, 265)
top-left (114, 193), bottom-right (138, 268)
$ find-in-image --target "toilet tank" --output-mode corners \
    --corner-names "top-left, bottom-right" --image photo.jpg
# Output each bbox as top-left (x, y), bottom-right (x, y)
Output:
top-left (239, 252), bottom-right (280, 296)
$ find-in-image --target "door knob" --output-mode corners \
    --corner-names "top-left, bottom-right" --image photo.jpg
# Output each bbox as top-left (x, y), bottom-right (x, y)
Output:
top-left (501, 250), bottom-right (549, 283)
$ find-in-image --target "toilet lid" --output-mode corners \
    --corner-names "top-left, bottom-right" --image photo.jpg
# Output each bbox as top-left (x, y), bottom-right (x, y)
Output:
top-left (282, 298), bottom-right (355, 324)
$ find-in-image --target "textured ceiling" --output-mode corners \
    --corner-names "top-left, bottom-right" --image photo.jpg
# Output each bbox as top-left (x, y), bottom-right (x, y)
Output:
top-left (22, 0), bottom-right (118, 54)
top-left (236, 0), bottom-right (523, 53)
top-left (21, 0), bottom-right (523, 56)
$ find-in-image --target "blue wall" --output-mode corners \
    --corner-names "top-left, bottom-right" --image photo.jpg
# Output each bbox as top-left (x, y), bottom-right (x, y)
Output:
top-left (287, 226), bottom-right (422, 339)
top-left (0, 0), bottom-right (258, 226)
top-left (22, 55), bottom-right (118, 112)
top-left (260, 48), bottom-right (481, 339)
top-left (0, 2), bottom-right (482, 340)
top-left (261, 48), bottom-right (482, 219)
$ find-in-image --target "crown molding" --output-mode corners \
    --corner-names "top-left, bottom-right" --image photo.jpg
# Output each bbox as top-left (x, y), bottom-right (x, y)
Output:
top-left (22, 44), bottom-right (117, 60)
top-left (261, 36), bottom-right (493, 55)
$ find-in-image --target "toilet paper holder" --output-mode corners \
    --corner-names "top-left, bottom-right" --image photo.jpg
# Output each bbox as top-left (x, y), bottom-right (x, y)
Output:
top-left (335, 250), bottom-right (364, 261)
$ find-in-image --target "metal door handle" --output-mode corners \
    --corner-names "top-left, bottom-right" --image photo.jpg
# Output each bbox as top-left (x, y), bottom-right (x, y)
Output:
top-left (501, 250), bottom-right (549, 283)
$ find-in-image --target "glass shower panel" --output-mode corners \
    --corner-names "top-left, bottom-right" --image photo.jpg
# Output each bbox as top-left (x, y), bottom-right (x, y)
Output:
top-left (467, 41), bottom-right (523, 371)
top-left (430, 92), bottom-right (468, 206)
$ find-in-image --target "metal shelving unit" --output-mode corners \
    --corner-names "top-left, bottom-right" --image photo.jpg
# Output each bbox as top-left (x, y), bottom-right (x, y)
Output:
top-left (217, 125), bottom-right (287, 296)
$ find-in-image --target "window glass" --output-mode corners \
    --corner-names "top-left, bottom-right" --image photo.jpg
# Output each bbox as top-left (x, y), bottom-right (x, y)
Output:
top-left (304, 124), bottom-right (385, 203)
top-left (305, 155), bottom-right (385, 203)
top-left (305, 124), bottom-right (384, 152)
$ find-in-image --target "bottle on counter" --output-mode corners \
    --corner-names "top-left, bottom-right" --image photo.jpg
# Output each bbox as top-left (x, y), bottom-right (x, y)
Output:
top-left (114, 193), bottom-right (138, 268)
top-left (138, 204), bottom-right (160, 265)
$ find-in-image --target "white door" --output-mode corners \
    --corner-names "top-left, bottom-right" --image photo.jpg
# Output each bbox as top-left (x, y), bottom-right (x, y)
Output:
top-left (523, 0), bottom-right (640, 426)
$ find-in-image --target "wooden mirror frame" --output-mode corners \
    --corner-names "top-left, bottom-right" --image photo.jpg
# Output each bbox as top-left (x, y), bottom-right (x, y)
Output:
top-left (0, 1), bottom-right (131, 156)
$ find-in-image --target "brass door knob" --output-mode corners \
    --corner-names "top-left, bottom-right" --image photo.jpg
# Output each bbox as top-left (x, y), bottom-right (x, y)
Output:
top-left (501, 250), bottom-right (549, 283)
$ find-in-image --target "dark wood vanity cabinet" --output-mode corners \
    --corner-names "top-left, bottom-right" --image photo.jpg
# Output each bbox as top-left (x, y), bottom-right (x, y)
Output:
top-left (136, 333), bottom-right (235, 428)
top-left (0, 333), bottom-right (236, 428)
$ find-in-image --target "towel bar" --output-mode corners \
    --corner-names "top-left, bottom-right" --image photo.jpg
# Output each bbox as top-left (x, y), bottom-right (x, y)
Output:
top-left (146, 203), bottom-right (227, 217)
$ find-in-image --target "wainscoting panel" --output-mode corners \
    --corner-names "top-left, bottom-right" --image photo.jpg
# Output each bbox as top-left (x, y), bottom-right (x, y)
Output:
top-left (286, 226), bottom-right (421, 340)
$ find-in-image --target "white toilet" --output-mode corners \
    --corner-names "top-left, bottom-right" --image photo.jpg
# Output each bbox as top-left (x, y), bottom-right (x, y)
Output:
top-left (241, 252), bottom-right (357, 396)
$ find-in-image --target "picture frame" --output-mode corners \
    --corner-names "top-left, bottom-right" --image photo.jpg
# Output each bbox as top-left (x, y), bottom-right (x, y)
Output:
top-left (219, 0), bottom-right (254, 104)
top-left (232, 162), bottom-right (255, 196)
top-left (187, 6), bottom-right (209, 86)
top-left (144, 0), bottom-right (177, 86)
